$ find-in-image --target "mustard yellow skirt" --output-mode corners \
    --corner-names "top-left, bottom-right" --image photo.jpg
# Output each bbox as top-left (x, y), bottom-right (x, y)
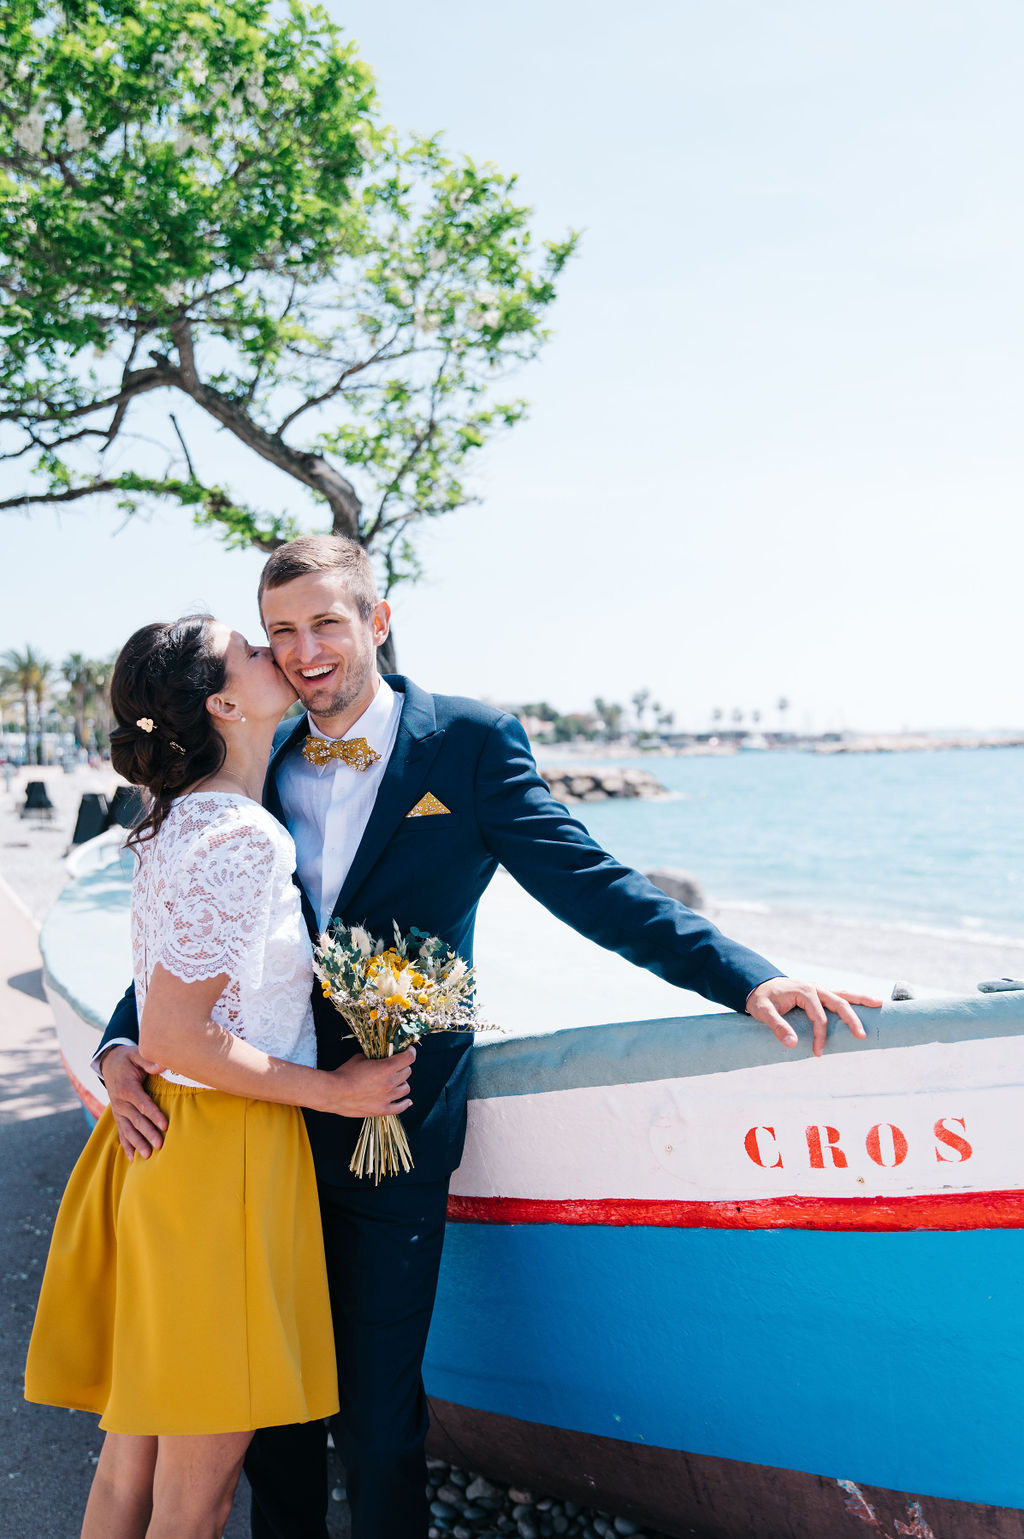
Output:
top-left (25, 1080), bottom-right (339, 1435)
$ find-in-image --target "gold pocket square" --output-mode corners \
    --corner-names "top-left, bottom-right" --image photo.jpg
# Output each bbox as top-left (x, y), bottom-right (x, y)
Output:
top-left (406, 792), bottom-right (451, 818)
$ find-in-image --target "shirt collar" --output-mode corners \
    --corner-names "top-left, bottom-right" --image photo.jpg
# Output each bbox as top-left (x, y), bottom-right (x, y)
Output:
top-left (306, 676), bottom-right (397, 756)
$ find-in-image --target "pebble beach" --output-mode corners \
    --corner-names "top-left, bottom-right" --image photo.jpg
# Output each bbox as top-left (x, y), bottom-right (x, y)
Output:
top-left (3, 761), bottom-right (1024, 1539)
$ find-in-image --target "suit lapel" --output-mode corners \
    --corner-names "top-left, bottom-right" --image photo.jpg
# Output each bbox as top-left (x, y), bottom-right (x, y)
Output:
top-left (332, 675), bottom-right (445, 921)
top-left (264, 712), bottom-right (320, 938)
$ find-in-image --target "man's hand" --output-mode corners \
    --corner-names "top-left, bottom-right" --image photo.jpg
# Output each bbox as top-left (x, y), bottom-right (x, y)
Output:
top-left (99, 1044), bottom-right (167, 1160)
top-left (746, 978), bottom-right (882, 1058)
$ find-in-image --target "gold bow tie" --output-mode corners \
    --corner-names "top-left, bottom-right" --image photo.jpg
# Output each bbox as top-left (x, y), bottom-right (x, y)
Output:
top-left (302, 735), bottom-right (381, 771)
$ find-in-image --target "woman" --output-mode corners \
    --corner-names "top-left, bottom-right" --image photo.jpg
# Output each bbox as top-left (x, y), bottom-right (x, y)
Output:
top-left (24, 615), bottom-right (414, 1539)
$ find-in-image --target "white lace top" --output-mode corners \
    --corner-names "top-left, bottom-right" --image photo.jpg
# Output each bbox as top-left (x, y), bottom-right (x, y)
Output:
top-left (131, 793), bottom-right (316, 1088)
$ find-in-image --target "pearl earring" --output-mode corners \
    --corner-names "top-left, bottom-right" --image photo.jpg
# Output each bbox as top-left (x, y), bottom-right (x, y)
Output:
top-left (240, 716), bottom-right (246, 723)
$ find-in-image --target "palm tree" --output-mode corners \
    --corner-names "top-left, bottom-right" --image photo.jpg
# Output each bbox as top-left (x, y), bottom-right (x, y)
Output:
top-left (631, 689), bottom-right (651, 734)
top-left (62, 653), bottom-right (91, 749)
top-left (62, 653), bottom-right (108, 748)
top-left (88, 654), bottom-right (117, 751)
top-left (0, 645), bottom-right (48, 764)
top-left (593, 697), bottom-right (624, 741)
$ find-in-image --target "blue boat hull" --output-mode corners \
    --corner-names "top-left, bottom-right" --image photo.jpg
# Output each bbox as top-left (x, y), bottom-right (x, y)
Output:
top-left (425, 1222), bottom-right (1024, 1536)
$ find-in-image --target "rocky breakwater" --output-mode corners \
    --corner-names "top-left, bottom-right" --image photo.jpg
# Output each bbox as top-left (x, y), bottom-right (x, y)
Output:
top-left (540, 766), bottom-right (667, 805)
top-left (425, 1457), bottom-right (673, 1539)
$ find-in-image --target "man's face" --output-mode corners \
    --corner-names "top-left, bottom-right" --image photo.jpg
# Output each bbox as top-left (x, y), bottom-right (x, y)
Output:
top-left (260, 571), bottom-right (390, 724)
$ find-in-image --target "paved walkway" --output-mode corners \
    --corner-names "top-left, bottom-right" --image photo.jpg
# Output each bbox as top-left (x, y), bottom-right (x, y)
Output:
top-left (0, 878), bottom-right (326, 1537)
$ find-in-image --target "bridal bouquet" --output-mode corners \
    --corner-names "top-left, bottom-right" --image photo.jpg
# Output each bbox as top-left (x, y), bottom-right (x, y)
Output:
top-left (313, 920), bottom-right (495, 1183)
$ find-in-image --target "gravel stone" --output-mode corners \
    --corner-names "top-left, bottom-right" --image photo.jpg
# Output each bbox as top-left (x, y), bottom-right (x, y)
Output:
top-left (508, 1489), bottom-right (534, 1505)
top-left (466, 1477), bottom-right (500, 1501)
top-left (431, 1499), bottom-right (460, 1520)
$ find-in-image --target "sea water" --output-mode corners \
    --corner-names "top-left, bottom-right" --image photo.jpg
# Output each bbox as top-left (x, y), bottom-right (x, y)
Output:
top-left (567, 747), bottom-right (1024, 942)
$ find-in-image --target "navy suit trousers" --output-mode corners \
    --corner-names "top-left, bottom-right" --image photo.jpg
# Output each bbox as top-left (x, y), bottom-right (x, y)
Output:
top-left (246, 1176), bottom-right (451, 1539)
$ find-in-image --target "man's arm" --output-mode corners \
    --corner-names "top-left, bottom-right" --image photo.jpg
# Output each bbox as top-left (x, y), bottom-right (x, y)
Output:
top-left (475, 714), bottom-right (878, 1050)
top-left (92, 982), bottom-right (170, 1160)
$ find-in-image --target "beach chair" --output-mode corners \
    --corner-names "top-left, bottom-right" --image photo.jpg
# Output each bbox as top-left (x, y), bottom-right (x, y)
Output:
top-left (71, 792), bottom-right (109, 845)
top-left (105, 784), bottom-right (144, 831)
top-left (21, 781), bottom-right (55, 821)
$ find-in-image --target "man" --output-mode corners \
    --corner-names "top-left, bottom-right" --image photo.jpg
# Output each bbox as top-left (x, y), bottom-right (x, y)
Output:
top-left (97, 534), bottom-right (879, 1539)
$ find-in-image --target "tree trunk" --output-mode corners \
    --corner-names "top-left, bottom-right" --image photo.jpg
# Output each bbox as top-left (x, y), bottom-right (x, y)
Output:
top-left (32, 688), bottom-right (45, 763)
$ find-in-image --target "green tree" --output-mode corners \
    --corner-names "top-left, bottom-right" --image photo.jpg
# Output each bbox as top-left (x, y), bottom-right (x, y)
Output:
top-left (630, 689), bottom-right (651, 734)
top-left (0, 643), bottom-right (49, 762)
top-left (61, 650), bottom-right (107, 746)
top-left (592, 696), bottom-right (624, 741)
top-left (0, 0), bottom-right (577, 666)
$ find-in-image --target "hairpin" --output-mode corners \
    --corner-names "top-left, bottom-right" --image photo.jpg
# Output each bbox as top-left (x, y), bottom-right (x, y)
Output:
top-left (136, 717), bottom-right (155, 733)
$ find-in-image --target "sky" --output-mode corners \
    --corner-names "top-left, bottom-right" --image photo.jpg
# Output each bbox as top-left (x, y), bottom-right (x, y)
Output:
top-left (2, 0), bottom-right (1022, 732)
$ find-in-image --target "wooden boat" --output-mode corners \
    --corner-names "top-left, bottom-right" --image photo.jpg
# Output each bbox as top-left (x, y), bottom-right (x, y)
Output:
top-left (40, 845), bottom-right (1024, 1539)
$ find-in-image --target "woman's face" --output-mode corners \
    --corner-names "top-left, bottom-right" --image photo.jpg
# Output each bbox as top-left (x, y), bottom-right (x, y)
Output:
top-left (210, 621), bottom-right (297, 723)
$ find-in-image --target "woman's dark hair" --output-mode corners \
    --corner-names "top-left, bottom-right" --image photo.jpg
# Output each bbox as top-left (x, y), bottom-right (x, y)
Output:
top-left (109, 616), bottom-right (228, 849)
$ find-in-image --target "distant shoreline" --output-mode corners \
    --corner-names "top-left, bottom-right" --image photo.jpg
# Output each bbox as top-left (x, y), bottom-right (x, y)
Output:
top-left (534, 733), bottom-right (1024, 760)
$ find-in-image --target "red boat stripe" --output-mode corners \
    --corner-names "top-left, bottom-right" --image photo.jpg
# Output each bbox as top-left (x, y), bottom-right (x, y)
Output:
top-left (60, 1050), bottom-right (106, 1121)
top-left (446, 1191), bottom-right (1024, 1232)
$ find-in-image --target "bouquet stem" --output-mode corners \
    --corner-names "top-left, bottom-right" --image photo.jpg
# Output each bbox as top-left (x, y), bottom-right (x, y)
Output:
top-left (350, 1112), bottom-right (414, 1185)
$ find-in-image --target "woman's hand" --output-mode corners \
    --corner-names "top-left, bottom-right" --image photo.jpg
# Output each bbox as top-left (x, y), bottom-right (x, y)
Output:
top-left (324, 1046), bottom-right (416, 1118)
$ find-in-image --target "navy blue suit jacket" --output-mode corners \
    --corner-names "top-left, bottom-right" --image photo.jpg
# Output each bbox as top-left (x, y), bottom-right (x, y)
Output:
top-left (101, 674), bottom-right (780, 1185)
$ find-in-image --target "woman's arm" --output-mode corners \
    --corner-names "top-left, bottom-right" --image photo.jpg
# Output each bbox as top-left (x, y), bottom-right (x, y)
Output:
top-left (140, 963), bottom-right (413, 1120)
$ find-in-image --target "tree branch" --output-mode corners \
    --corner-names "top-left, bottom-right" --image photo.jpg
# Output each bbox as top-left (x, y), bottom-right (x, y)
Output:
top-left (0, 480), bottom-right (122, 512)
top-left (151, 346), bottom-right (364, 538)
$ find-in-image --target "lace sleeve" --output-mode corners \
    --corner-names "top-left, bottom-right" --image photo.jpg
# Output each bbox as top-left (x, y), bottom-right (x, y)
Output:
top-left (156, 819), bottom-right (279, 990)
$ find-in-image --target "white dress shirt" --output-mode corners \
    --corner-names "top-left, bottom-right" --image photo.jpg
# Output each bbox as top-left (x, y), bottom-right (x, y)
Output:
top-left (276, 677), bottom-right (403, 933)
top-left (91, 678), bottom-right (404, 1079)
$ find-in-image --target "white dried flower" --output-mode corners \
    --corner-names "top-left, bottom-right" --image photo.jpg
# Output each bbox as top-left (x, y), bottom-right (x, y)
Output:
top-left (189, 64), bottom-right (208, 86)
top-left (281, 74), bottom-right (298, 92)
top-left (355, 135), bottom-right (373, 159)
top-left (350, 926), bottom-right (373, 957)
top-left (481, 307), bottom-right (501, 327)
top-left (427, 248), bottom-right (445, 271)
top-left (16, 60), bottom-right (32, 80)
